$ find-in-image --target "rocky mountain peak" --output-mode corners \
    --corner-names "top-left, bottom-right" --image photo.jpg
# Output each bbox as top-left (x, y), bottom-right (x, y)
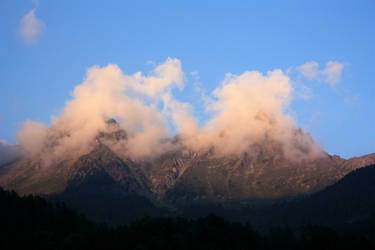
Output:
top-left (96, 119), bottom-right (127, 144)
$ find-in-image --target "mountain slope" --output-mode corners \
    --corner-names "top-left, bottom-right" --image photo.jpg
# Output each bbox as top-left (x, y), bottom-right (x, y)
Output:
top-left (1, 120), bottom-right (375, 224)
top-left (0, 156), bottom-right (72, 195)
top-left (54, 143), bottom-right (165, 224)
top-left (66, 143), bottom-right (149, 195)
top-left (1, 136), bottom-right (375, 204)
top-left (273, 163), bottom-right (375, 228)
top-left (163, 149), bottom-right (375, 204)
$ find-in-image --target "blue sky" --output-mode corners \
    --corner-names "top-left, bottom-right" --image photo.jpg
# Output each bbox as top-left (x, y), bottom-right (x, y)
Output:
top-left (0, 0), bottom-right (374, 158)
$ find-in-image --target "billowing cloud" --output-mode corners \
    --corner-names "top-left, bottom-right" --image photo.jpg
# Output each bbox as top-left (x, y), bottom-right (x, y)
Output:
top-left (297, 61), bottom-right (344, 87)
top-left (169, 70), bottom-right (322, 158)
top-left (129, 58), bottom-right (185, 96)
top-left (17, 120), bottom-right (47, 156)
top-left (17, 58), bottom-right (184, 162)
top-left (20, 7), bottom-right (44, 44)
top-left (17, 58), bottom-right (323, 165)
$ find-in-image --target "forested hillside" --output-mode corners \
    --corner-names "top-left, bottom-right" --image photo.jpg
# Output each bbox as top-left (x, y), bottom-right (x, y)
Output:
top-left (1, 187), bottom-right (374, 250)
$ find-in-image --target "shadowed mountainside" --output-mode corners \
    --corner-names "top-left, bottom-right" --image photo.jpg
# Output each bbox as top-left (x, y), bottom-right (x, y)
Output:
top-left (1, 186), bottom-right (375, 250)
top-left (271, 164), bottom-right (375, 230)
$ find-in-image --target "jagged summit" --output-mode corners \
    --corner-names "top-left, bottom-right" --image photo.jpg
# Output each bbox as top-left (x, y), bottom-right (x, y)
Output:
top-left (105, 118), bottom-right (118, 126)
top-left (96, 119), bottom-right (127, 143)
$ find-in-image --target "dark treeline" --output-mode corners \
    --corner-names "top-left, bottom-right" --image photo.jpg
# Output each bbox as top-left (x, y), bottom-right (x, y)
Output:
top-left (0, 187), bottom-right (374, 250)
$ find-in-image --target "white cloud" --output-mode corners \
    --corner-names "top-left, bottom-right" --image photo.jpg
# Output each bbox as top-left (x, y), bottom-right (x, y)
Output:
top-left (296, 61), bottom-right (344, 87)
top-left (130, 57), bottom-right (185, 96)
top-left (296, 84), bottom-right (313, 100)
top-left (17, 58), bottom-right (323, 164)
top-left (145, 60), bottom-right (156, 66)
top-left (17, 58), bottom-right (184, 161)
top-left (297, 61), bottom-right (319, 79)
top-left (322, 61), bottom-right (344, 87)
top-left (168, 69), bottom-right (322, 159)
top-left (17, 120), bottom-right (47, 156)
top-left (20, 7), bottom-right (44, 44)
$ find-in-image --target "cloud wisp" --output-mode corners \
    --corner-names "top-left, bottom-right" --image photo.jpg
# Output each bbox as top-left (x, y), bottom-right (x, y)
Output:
top-left (15, 58), bottom-right (324, 165)
top-left (20, 5), bottom-right (44, 44)
top-left (297, 61), bottom-right (344, 87)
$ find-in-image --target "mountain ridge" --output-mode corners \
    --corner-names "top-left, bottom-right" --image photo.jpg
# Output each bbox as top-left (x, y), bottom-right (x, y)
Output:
top-left (1, 120), bottom-right (375, 223)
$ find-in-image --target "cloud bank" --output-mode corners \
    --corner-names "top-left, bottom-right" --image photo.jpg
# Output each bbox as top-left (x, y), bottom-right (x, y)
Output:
top-left (16, 58), bottom-right (324, 164)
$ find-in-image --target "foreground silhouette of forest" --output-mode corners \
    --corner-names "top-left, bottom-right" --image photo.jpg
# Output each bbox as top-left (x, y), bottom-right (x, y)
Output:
top-left (1, 187), bottom-right (375, 250)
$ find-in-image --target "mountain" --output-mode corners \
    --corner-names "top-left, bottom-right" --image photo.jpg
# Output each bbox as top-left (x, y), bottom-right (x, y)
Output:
top-left (149, 145), bottom-right (375, 204)
top-left (54, 143), bottom-right (165, 224)
top-left (272, 164), bottom-right (375, 228)
top-left (66, 143), bottom-right (149, 195)
top-left (0, 139), bottom-right (165, 224)
top-left (1, 119), bottom-right (375, 223)
top-left (172, 164), bottom-right (375, 239)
